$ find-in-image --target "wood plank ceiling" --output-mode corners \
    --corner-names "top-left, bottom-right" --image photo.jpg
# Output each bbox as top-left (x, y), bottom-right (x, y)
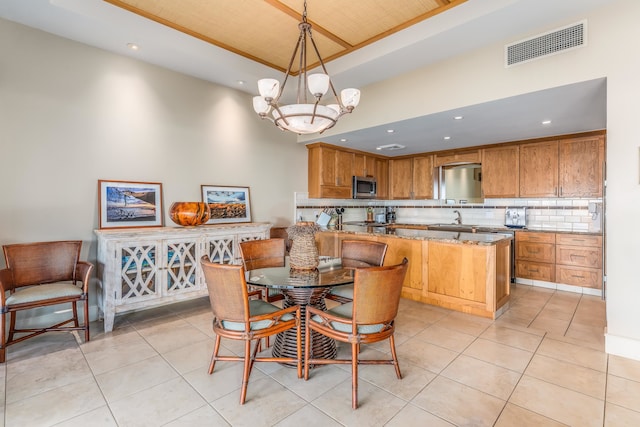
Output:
top-left (105, 0), bottom-right (467, 74)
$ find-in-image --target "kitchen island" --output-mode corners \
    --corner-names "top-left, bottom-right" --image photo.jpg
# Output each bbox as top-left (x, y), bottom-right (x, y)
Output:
top-left (316, 224), bottom-right (512, 319)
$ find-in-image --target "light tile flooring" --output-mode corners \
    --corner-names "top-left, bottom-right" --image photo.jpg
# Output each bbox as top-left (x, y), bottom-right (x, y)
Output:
top-left (2, 284), bottom-right (640, 426)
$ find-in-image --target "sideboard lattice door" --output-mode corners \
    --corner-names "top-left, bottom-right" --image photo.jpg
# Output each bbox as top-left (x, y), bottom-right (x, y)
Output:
top-left (205, 235), bottom-right (235, 264)
top-left (165, 238), bottom-right (200, 294)
top-left (118, 242), bottom-right (160, 304)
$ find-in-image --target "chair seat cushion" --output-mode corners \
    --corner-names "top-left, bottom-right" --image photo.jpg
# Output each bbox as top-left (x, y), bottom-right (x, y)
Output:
top-left (311, 302), bottom-right (385, 334)
top-left (221, 299), bottom-right (294, 331)
top-left (5, 282), bottom-right (83, 306)
top-left (329, 284), bottom-right (353, 299)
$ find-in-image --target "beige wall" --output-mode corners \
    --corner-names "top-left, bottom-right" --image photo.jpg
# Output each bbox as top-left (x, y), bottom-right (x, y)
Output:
top-left (303, 0), bottom-right (640, 359)
top-left (0, 18), bottom-right (308, 318)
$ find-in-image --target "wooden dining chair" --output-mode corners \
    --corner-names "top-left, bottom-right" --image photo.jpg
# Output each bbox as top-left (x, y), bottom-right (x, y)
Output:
top-left (239, 238), bottom-right (286, 303)
top-left (200, 257), bottom-right (302, 405)
top-left (304, 258), bottom-right (409, 409)
top-left (0, 241), bottom-right (93, 363)
top-left (326, 239), bottom-right (388, 304)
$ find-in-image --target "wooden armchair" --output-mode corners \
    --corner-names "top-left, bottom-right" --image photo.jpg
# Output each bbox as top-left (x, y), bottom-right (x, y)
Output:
top-left (200, 257), bottom-right (302, 404)
top-left (239, 238), bottom-right (286, 303)
top-left (326, 239), bottom-right (388, 304)
top-left (304, 258), bottom-right (408, 409)
top-left (0, 240), bottom-right (93, 362)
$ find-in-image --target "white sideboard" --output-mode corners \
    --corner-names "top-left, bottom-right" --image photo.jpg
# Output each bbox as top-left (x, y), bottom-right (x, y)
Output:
top-left (95, 223), bottom-right (271, 332)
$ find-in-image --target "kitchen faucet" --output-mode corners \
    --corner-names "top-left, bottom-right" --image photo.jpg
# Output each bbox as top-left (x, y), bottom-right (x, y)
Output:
top-left (453, 210), bottom-right (462, 225)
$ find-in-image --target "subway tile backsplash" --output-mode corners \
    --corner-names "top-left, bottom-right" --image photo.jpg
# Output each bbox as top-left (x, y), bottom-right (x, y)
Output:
top-left (294, 192), bottom-right (603, 233)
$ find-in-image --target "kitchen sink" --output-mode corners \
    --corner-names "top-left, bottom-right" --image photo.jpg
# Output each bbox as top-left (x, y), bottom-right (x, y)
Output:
top-left (425, 224), bottom-right (479, 233)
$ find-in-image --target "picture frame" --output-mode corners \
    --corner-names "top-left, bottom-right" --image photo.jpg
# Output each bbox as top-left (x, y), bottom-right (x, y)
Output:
top-left (98, 180), bottom-right (164, 229)
top-left (201, 185), bottom-right (252, 224)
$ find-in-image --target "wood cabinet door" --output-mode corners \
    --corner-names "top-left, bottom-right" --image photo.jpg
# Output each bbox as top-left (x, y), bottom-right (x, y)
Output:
top-left (482, 145), bottom-right (519, 198)
top-left (558, 136), bottom-right (605, 197)
top-left (389, 158), bottom-right (413, 199)
top-left (374, 158), bottom-right (389, 199)
top-left (519, 141), bottom-right (559, 197)
top-left (335, 149), bottom-right (353, 188)
top-left (412, 155), bottom-right (434, 199)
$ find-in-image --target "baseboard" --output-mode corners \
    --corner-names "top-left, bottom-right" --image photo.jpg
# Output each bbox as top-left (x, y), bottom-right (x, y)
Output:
top-left (605, 328), bottom-right (640, 361)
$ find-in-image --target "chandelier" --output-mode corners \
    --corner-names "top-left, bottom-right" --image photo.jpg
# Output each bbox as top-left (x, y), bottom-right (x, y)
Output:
top-left (252, 1), bottom-right (360, 135)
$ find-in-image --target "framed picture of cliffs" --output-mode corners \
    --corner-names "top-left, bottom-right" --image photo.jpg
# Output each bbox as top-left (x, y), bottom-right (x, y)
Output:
top-left (98, 180), bottom-right (164, 229)
top-left (201, 185), bottom-right (252, 224)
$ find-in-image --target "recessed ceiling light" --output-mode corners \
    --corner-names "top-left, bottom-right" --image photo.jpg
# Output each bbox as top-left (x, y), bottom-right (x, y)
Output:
top-left (386, 129), bottom-right (395, 133)
top-left (126, 43), bottom-right (139, 51)
top-left (453, 116), bottom-right (463, 120)
top-left (339, 138), bottom-right (347, 142)
top-left (237, 80), bottom-right (245, 85)
top-left (542, 120), bottom-right (552, 125)
top-left (444, 136), bottom-right (451, 140)
top-left (376, 144), bottom-right (405, 151)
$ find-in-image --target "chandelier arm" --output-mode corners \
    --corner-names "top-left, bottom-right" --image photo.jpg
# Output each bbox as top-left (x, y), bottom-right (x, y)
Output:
top-left (307, 31), bottom-right (342, 107)
top-left (310, 99), bottom-right (321, 125)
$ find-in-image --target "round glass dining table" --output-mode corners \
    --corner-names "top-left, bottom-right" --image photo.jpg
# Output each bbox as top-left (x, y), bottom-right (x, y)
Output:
top-left (246, 256), bottom-right (368, 363)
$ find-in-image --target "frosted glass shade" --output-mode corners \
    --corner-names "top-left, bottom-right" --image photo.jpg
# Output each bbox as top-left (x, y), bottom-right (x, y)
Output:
top-left (341, 88), bottom-right (361, 108)
top-left (258, 78), bottom-right (280, 99)
top-left (307, 73), bottom-right (330, 96)
top-left (272, 104), bottom-right (339, 134)
top-left (252, 96), bottom-right (270, 114)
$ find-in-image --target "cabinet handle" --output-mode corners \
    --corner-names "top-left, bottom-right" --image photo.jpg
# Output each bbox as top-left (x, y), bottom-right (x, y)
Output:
top-left (560, 186), bottom-right (563, 196)
top-left (570, 254), bottom-right (586, 260)
top-left (527, 249), bottom-right (540, 254)
top-left (571, 274), bottom-right (585, 278)
top-left (555, 186), bottom-right (558, 196)
top-left (528, 269), bottom-right (539, 273)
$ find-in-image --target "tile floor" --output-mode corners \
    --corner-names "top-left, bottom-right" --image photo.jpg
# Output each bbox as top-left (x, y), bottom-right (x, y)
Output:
top-left (1, 284), bottom-right (639, 427)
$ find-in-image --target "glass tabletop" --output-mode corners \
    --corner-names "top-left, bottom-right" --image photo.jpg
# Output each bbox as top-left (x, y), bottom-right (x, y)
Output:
top-left (246, 256), bottom-right (356, 289)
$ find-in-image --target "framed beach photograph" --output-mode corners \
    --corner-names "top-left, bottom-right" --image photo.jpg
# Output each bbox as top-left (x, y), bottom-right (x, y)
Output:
top-left (98, 180), bottom-right (164, 229)
top-left (201, 185), bottom-right (252, 224)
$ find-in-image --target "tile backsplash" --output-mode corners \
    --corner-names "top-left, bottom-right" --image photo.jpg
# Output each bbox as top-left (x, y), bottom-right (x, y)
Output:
top-left (294, 193), bottom-right (603, 233)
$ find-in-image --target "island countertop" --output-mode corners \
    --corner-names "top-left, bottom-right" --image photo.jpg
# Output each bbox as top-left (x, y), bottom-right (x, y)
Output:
top-left (320, 224), bottom-right (512, 245)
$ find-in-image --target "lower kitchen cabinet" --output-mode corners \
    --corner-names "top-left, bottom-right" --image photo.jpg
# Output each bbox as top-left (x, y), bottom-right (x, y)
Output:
top-left (515, 230), bottom-right (603, 290)
top-left (95, 223), bottom-right (271, 332)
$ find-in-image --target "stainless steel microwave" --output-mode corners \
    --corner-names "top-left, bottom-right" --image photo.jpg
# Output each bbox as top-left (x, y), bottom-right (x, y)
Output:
top-left (352, 176), bottom-right (377, 199)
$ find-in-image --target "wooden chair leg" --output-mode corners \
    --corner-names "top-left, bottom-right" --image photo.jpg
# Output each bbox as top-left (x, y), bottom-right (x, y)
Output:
top-left (0, 312), bottom-right (5, 363)
top-left (83, 299), bottom-right (90, 342)
top-left (72, 302), bottom-right (79, 328)
top-left (8, 312), bottom-right (16, 342)
top-left (208, 335), bottom-right (222, 374)
top-left (352, 341), bottom-right (359, 409)
top-left (240, 339), bottom-right (252, 404)
top-left (389, 335), bottom-right (402, 379)
top-left (303, 318), bottom-right (311, 380)
top-left (296, 316), bottom-right (302, 379)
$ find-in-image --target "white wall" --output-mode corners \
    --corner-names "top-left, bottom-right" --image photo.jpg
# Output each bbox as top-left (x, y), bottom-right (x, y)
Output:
top-left (0, 19), bottom-right (308, 319)
top-left (303, 0), bottom-right (640, 360)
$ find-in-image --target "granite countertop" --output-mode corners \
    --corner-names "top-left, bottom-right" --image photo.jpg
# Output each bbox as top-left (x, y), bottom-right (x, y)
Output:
top-left (321, 224), bottom-right (512, 245)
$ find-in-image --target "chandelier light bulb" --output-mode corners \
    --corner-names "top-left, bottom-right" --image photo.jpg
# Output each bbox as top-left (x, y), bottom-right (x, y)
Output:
top-left (307, 73), bottom-right (330, 97)
top-left (258, 78), bottom-right (280, 99)
top-left (341, 88), bottom-right (361, 108)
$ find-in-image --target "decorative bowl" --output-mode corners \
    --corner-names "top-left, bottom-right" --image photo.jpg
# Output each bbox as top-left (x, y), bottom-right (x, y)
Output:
top-left (169, 202), bottom-right (211, 226)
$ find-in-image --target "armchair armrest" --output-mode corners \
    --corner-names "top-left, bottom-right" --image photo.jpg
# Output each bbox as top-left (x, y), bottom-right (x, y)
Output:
top-left (0, 269), bottom-right (15, 305)
top-left (75, 261), bottom-right (94, 293)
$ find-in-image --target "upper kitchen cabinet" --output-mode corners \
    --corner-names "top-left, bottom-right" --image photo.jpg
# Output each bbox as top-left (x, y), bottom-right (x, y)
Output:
top-left (519, 134), bottom-right (605, 198)
top-left (558, 135), bottom-right (605, 197)
top-left (389, 155), bottom-right (433, 199)
top-left (482, 145), bottom-right (519, 198)
top-left (519, 140), bottom-right (559, 197)
top-left (308, 144), bottom-right (353, 199)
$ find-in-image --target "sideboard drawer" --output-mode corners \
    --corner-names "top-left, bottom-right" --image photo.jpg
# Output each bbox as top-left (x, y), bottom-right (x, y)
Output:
top-left (516, 242), bottom-right (555, 263)
top-left (556, 245), bottom-right (602, 268)
top-left (555, 233), bottom-right (602, 247)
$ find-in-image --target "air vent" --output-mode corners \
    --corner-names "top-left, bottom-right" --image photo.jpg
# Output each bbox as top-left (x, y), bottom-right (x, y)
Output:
top-left (505, 20), bottom-right (586, 67)
top-left (376, 144), bottom-right (406, 151)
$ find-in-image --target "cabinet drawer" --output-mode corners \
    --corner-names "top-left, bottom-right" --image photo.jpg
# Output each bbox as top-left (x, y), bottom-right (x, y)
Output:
top-left (555, 233), bottom-right (602, 247)
top-left (556, 245), bottom-right (602, 268)
top-left (556, 265), bottom-right (602, 288)
top-left (320, 185), bottom-right (351, 199)
top-left (516, 231), bottom-right (555, 244)
top-left (516, 261), bottom-right (555, 282)
top-left (516, 242), bottom-right (555, 263)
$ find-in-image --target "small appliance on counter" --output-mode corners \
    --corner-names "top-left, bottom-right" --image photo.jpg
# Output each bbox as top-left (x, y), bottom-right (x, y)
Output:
top-left (386, 206), bottom-right (396, 224)
top-left (375, 212), bottom-right (386, 224)
top-left (505, 207), bottom-right (527, 228)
